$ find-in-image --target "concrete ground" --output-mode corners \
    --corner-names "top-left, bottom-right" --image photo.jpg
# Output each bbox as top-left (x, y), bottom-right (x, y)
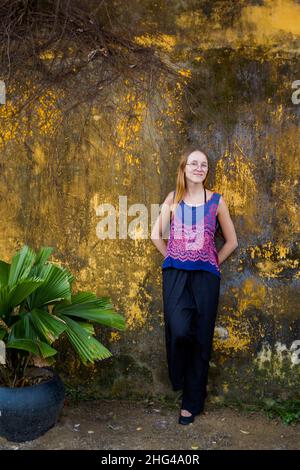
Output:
top-left (1, 399), bottom-right (300, 450)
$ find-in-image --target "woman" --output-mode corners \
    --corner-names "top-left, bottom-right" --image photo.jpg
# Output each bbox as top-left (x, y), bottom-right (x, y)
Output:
top-left (151, 145), bottom-right (238, 425)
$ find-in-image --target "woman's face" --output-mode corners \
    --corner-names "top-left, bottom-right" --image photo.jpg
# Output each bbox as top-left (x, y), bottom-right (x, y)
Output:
top-left (184, 151), bottom-right (208, 184)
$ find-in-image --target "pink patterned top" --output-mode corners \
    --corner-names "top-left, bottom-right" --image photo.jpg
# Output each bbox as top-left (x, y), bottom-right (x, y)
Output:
top-left (162, 191), bottom-right (221, 278)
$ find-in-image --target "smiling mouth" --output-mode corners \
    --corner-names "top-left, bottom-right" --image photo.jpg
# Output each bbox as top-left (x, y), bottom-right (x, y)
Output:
top-left (194, 173), bottom-right (204, 176)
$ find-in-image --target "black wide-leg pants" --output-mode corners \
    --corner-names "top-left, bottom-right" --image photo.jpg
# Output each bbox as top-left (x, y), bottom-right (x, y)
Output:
top-left (162, 268), bottom-right (220, 415)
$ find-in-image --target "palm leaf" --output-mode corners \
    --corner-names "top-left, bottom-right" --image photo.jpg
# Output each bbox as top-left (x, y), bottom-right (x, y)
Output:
top-left (0, 260), bottom-right (10, 287)
top-left (8, 314), bottom-right (35, 340)
top-left (53, 300), bottom-right (126, 330)
top-left (7, 314), bottom-right (58, 357)
top-left (0, 244), bottom-right (127, 369)
top-left (36, 340), bottom-right (58, 357)
top-left (33, 246), bottom-right (54, 266)
top-left (0, 278), bottom-right (44, 317)
top-left (53, 291), bottom-right (98, 308)
top-left (55, 292), bottom-right (114, 309)
top-left (30, 246), bottom-right (75, 289)
top-left (7, 245), bottom-right (36, 288)
top-left (7, 338), bottom-right (57, 357)
top-left (0, 285), bottom-right (10, 317)
top-left (27, 264), bottom-right (72, 309)
top-left (29, 307), bottom-right (67, 343)
top-left (76, 322), bottom-right (95, 336)
top-left (7, 277), bottom-right (45, 307)
top-left (62, 315), bottom-right (112, 364)
top-left (54, 292), bottom-right (126, 330)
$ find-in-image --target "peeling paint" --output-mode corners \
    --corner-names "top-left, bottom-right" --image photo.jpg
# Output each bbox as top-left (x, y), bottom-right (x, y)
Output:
top-left (246, 242), bottom-right (299, 278)
top-left (255, 340), bottom-right (300, 371)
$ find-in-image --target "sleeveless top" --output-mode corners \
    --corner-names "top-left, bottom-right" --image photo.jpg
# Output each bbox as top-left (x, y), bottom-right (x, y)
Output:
top-left (162, 189), bottom-right (222, 279)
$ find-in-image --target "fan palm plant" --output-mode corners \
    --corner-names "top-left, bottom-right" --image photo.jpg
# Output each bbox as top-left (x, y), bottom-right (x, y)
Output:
top-left (0, 244), bottom-right (126, 387)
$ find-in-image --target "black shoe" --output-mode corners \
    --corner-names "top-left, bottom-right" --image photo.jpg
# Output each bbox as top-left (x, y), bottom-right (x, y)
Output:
top-left (178, 412), bottom-right (195, 425)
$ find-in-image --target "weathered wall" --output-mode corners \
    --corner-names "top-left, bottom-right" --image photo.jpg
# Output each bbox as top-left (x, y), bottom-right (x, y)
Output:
top-left (0, 0), bottom-right (299, 404)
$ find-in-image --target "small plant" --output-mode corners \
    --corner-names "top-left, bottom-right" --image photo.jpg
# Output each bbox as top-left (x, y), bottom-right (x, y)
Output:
top-left (217, 396), bottom-right (300, 425)
top-left (262, 398), bottom-right (300, 425)
top-left (0, 244), bottom-right (126, 387)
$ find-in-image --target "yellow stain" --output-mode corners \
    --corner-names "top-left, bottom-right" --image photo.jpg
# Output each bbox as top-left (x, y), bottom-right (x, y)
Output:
top-left (248, 242), bottom-right (299, 278)
top-left (241, 0), bottom-right (300, 40)
top-left (115, 91), bottom-right (146, 169)
top-left (178, 69), bottom-right (192, 78)
top-left (109, 331), bottom-right (121, 342)
top-left (133, 34), bottom-right (177, 52)
top-left (39, 50), bottom-right (63, 60)
top-left (125, 261), bottom-right (153, 330)
top-left (214, 278), bottom-right (267, 354)
top-left (0, 83), bottom-right (63, 146)
top-left (173, 0), bottom-right (300, 52)
top-left (238, 278), bottom-right (267, 312)
top-left (175, 10), bottom-right (206, 29)
top-left (215, 147), bottom-right (257, 228)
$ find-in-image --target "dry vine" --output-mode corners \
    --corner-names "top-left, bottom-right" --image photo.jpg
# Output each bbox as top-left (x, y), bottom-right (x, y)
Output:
top-left (0, 0), bottom-right (180, 121)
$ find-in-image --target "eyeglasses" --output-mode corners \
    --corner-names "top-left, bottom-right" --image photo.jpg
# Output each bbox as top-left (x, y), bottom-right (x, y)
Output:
top-left (186, 162), bottom-right (208, 170)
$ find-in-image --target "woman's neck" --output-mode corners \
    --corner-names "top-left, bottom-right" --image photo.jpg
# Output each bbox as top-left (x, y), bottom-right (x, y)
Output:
top-left (185, 184), bottom-right (205, 199)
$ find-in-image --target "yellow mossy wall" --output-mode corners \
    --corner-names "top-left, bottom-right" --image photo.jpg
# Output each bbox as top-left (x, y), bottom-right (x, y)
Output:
top-left (0, 0), bottom-right (299, 402)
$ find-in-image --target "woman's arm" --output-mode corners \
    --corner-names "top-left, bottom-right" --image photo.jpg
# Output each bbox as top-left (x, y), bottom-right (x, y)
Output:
top-left (150, 191), bottom-right (174, 257)
top-left (216, 195), bottom-right (239, 265)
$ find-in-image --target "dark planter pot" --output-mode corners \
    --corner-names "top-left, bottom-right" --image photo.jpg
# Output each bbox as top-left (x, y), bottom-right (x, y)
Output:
top-left (0, 368), bottom-right (65, 443)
